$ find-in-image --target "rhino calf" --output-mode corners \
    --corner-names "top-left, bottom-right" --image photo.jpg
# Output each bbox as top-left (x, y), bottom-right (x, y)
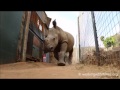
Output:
top-left (44, 20), bottom-right (74, 66)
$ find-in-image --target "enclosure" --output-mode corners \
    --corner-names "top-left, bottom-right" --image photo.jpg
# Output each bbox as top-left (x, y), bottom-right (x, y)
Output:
top-left (0, 11), bottom-right (120, 79)
top-left (78, 11), bottom-right (120, 67)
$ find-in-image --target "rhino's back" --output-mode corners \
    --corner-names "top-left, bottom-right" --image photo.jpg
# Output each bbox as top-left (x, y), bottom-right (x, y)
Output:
top-left (56, 27), bottom-right (74, 52)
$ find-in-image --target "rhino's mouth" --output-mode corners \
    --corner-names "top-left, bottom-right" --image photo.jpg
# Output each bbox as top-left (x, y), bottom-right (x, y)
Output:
top-left (49, 48), bottom-right (54, 52)
top-left (45, 45), bottom-right (55, 52)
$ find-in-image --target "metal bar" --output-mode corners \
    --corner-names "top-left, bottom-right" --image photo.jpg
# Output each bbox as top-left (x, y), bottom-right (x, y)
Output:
top-left (78, 16), bottom-right (81, 62)
top-left (91, 11), bottom-right (100, 66)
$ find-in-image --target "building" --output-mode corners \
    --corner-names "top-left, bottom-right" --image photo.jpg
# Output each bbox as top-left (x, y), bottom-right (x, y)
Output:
top-left (0, 11), bottom-right (51, 64)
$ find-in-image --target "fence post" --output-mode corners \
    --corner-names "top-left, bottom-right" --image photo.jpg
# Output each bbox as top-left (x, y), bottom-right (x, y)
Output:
top-left (91, 11), bottom-right (100, 66)
top-left (78, 16), bottom-right (81, 62)
top-left (21, 11), bottom-right (31, 61)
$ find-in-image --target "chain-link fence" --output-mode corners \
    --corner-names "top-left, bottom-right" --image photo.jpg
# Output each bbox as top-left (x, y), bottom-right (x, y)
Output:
top-left (78, 11), bottom-right (120, 66)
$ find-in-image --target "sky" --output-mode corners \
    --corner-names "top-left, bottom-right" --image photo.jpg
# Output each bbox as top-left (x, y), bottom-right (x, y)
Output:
top-left (45, 11), bottom-right (80, 47)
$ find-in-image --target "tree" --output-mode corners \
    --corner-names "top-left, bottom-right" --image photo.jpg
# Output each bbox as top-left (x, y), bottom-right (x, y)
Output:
top-left (100, 36), bottom-right (116, 49)
top-left (104, 37), bottom-right (115, 47)
top-left (100, 36), bottom-right (104, 41)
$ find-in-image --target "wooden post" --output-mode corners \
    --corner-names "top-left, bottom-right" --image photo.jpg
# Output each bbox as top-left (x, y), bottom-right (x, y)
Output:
top-left (21, 11), bottom-right (31, 61)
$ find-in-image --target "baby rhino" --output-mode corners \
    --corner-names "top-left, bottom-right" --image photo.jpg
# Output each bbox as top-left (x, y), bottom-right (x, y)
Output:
top-left (44, 20), bottom-right (74, 66)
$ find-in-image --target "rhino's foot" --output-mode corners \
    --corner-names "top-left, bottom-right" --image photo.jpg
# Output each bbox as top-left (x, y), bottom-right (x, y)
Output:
top-left (57, 61), bottom-right (65, 66)
top-left (68, 61), bottom-right (72, 65)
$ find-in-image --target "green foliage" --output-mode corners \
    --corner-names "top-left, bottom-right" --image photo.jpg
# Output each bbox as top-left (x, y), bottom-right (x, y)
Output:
top-left (101, 36), bottom-right (116, 48)
top-left (100, 36), bottom-right (104, 41)
top-left (100, 33), bottom-right (120, 48)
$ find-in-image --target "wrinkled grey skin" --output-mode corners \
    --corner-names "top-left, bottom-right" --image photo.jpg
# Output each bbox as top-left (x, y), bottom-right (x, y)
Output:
top-left (44, 20), bottom-right (74, 66)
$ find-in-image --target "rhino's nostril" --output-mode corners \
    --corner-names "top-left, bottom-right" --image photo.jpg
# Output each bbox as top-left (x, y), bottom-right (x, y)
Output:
top-left (50, 47), bottom-right (53, 50)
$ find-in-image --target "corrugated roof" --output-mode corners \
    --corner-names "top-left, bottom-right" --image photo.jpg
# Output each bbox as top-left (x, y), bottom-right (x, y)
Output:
top-left (36, 11), bottom-right (45, 22)
top-left (36, 11), bottom-right (51, 28)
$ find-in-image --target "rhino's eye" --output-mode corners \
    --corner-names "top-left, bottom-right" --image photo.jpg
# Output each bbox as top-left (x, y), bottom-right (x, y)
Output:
top-left (53, 38), bottom-right (55, 40)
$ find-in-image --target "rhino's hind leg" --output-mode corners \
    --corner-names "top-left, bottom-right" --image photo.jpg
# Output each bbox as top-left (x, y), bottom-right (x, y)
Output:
top-left (58, 43), bottom-right (67, 66)
top-left (68, 48), bottom-right (73, 65)
top-left (64, 52), bottom-right (69, 65)
top-left (54, 52), bottom-right (59, 61)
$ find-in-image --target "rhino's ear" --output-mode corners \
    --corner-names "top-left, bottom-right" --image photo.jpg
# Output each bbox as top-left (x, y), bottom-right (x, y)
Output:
top-left (52, 19), bottom-right (57, 28)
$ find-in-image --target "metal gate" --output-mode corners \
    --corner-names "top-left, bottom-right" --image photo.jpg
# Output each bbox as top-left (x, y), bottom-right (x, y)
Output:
top-left (0, 11), bottom-right (23, 64)
top-left (26, 22), bottom-right (44, 61)
top-left (26, 30), bottom-right (34, 58)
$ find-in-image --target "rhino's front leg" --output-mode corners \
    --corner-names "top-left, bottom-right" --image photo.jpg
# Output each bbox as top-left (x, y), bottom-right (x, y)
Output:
top-left (58, 43), bottom-right (67, 66)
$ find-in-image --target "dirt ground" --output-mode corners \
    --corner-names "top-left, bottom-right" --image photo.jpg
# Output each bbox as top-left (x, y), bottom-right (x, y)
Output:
top-left (0, 61), bottom-right (120, 79)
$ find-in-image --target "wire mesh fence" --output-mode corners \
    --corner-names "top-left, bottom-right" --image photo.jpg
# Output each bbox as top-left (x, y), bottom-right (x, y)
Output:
top-left (78, 11), bottom-right (120, 66)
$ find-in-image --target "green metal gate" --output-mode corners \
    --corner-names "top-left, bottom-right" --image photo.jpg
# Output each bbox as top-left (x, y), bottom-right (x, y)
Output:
top-left (32, 45), bottom-right (40, 59)
top-left (0, 11), bottom-right (23, 64)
